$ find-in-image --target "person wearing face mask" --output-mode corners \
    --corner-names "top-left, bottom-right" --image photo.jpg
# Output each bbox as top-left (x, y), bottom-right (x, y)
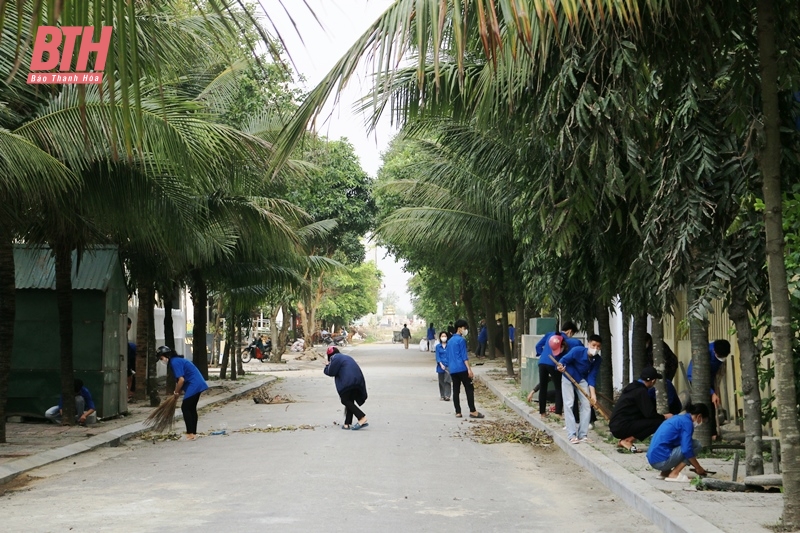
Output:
top-left (556, 334), bottom-right (602, 444)
top-left (646, 403), bottom-right (711, 482)
top-left (435, 331), bottom-right (451, 401)
top-left (686, 339), bottom-right (731, 440)
top-left (529, 321), bottom-right (583, 418)
top-left (445, 319), bottom-right (484, 419)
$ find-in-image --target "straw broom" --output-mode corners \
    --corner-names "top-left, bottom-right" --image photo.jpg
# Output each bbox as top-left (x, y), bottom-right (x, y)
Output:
top-left (549, 354), bottom-right (612, 421)
top-left (144, 394), bottom-right (179, 433)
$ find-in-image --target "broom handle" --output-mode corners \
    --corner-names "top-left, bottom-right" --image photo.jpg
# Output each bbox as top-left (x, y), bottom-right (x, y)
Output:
top-left (550, 354), bottom-right (600, 410)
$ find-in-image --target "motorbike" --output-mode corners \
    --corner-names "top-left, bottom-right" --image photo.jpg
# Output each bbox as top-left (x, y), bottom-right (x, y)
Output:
top-left (241, 339), bottom-right (272, 363)
top-left (322, 333), bottom-right (348, 347)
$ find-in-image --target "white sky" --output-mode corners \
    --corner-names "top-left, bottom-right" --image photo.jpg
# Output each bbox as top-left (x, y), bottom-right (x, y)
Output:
top-left (263, 0), bottom-right (412, 311)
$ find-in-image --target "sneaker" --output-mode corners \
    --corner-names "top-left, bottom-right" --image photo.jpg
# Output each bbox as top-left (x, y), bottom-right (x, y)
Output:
top-left (588, 423), bottom-right (594, 430)
top-left (579, 436), bottom-right (593, 443)
top-left (569, 437), bottom-right (580, 444)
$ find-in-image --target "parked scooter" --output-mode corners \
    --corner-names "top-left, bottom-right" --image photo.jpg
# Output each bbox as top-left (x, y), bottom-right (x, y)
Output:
top-left (322, 333), bottom-right (348, 347)
top-left (241, 338), bottom-right (272, 363)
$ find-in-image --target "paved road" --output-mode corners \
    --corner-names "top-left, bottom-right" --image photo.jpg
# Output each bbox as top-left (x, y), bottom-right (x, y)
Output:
top-left (1, 344), bottom-right (658, 533)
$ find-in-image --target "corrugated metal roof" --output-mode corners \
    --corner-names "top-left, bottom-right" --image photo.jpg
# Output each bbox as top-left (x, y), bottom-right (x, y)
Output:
top-left (14, 245), bottom-right (122, 291)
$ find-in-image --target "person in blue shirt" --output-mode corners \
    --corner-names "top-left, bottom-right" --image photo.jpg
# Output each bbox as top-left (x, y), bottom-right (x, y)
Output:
top-left (508, 324), bottom-right (515, 352)
top-left (426, 323), bottom-right (436, 352)
top-left (476, 320), bottom-right (487, 358)
top-left (529, 321), bottom-right (582, 418)
top-left (324, 346), bottom-right (369, 430)
top-left (646, 403), bottom-right (711, 482)
top-left (157, 346), bottom-right (209, 440)
top-left (686, 339), bottom-right (731, 439)
top-left (45, 379), bottom-right (97, 426)
top-left (445, 319), bottom-right (484, 419)
top-left (435, 331), bottom-right (451, 401)
top-left (556, 334), bottom-right (602, 443)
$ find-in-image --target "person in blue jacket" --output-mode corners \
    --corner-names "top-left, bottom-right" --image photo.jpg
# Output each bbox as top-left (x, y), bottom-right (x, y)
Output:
top-left (426, 323), bottom-right (436, 352)
top-left (646, 403), bottom-right (711, 482)
top-left (45, 379), bottom-right (97, 426)
top-left (529, 321), bottom-right (582, 418)
top-left (324, 346), bottom-right (369, 430)
top-left (446, 319), bottom-right (483, 419)
top-left (435, 331), bottom-right (451, 401)
top-left (556, 334), bottom-right (602, 444)
top-left (476, 320), bottom-right (487, 358)
top-left (157, 346), bottom-right (209, 440)
top-left (686, 339), bottom-right (730, 439)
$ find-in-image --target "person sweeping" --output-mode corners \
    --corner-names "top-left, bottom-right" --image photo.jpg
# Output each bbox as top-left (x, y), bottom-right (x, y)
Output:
top-left (153, 346), bottom-right (208, 440)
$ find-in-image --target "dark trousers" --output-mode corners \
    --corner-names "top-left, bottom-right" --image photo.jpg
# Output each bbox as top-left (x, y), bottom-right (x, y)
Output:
top-left (538, 364), bottom-right (563, 415)
top-left (610, 417), bottom-right (665, 441)
top-left (340, 388), bottom-right (366, 425)
top-left (477, 341), bottom-right (487, 357)
top-left (451, 371), bottom-right (476, 414)
top-left (181, 392), bottom-right (201, 434)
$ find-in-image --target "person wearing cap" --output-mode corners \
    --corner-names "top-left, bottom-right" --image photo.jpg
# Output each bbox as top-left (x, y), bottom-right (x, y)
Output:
top-left (686, 339), bottom-right (731, 439)
top-left (556, 334), bottom-right (602, 444)
top-left (610, 366), bottom-right (673, 452)
top-left (445, 319), bottom-right (484, 419)
top-left (156, 346), bottom-right (208, 440)
top-left (529, 321), bottom-right (583, 418)
top-left (323, 346), bottom-right (369, 430)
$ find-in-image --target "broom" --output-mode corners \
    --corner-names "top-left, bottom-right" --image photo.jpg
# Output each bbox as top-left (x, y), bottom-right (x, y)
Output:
top-left (144, 394), bottom-right (179, 433)
top-left (550, 354), bottom-right (612, 421)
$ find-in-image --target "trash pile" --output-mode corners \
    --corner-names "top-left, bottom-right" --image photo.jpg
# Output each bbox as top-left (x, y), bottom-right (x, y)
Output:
top-left (466, 419), bottom-right (554, 447)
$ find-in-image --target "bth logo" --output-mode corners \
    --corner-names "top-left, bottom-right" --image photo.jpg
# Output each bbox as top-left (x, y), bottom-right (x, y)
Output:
top-left (27, 26), bottom-right (113, 85)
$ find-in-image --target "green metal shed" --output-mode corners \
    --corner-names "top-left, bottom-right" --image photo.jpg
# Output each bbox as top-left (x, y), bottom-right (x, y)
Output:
top-left (8, 245), bottom-right (128, 419)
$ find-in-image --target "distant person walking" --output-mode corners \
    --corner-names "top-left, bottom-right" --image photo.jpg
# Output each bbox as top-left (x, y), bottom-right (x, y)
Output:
top-left (476, 320), bottom-right (487, 358)
top-left (435, 331), bottom-right (451, 401)
top-left (426, 323), bottom-right (436, 352)
top-left (324, 346), bottom-right (369, 430)
top-left (447, 322), bottom-right (455, 337)
top-left (446, 319), bottom-right (483, 419)
top-left (401, 324), bottom-right (411, 349)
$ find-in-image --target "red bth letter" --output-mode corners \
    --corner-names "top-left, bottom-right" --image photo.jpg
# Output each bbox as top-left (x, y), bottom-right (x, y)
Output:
top-left (58, 27), bottom-right (83, 71)
top-left (30, 26), bottom-right (62, 71)
top-left (76, 26), bottom-right (113, 72)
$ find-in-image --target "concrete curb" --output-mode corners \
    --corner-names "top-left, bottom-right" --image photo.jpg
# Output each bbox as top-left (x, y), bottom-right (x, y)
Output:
top-left (477, 373), bottom-right (726, 533)
top-left (0, 376), bottom-right (276, 485)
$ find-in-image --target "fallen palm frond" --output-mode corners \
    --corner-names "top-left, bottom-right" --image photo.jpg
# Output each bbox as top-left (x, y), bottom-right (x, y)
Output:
top-left (467, 419), bottom-right (554, 447)
top-left (143, 395), bottom-right (179, 433)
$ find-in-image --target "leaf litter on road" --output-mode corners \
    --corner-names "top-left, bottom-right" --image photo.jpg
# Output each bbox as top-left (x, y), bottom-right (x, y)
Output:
top-left (466, 419), bottom-right (554, 447)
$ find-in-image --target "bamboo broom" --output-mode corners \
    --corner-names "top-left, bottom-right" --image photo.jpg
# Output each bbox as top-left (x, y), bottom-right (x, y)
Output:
top-left (550, 354), bottom-right (612, 421)
top-left (144, 394), bottom-right (179, 433)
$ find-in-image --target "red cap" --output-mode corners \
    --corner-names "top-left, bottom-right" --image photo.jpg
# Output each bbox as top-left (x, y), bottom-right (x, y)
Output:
top-left (548, 335), bottom-right (564, 356)
top-left (326, 346), bottom-right (337, 356)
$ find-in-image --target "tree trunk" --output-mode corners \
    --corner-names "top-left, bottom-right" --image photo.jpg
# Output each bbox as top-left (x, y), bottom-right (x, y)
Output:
top-left (597, 302), bottom-right (614, 414)
top-left (631, 313), bottom-right (648, 380)
top-left (689, 286), bottom-right (712, 448)
top-left (269, 305), bottom-right (283, 363)
top-left (54, 244), bottom-right (76, 425)
top-left (757, 0), bottom-right (800, 525)
top-left (0, 235), bottom-right (16, 442)
top-left (728, 291), bottom-right (764, 477)
top-left (461, 272), bottom-right (478, 353)
top-left (622, 311), bottom-right (631, 386)
top-left (146, 285), bottom-right (159, 407)
top-left (651, 316), bottom-right (669, 414)
top-left (482, 286), bottom-right (497, 360)
top-left (236, 320), bottom-right (244, 377)
top-left (190, 270), bottom-right (208, 379)
top-left (230, 314), bottom-right (238, 381)
top-left (220, 307), bottom-right (234, 379)
top-left (514, 296), bottom-right (524, 361)
top-left (134, 281), bottom-right (150, 402)
top-left (274, 303), bottom-right (290, 360)
top-left (164, 292), bottom-right (175, 395)
top-left (212, 298), bottom-right (223, 365)
top-left (499, 291), bottom-right (513, 377)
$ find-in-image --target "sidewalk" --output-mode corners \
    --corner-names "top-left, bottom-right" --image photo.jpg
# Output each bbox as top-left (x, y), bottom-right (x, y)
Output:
top-left (475, 362), bottom-right (783, 533)
top-left (0, 374), bottom-right (277, 485)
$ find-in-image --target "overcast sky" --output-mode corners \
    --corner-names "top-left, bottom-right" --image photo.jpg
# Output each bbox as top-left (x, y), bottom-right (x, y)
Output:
top-left (263, 0), bottom-right (412, 312)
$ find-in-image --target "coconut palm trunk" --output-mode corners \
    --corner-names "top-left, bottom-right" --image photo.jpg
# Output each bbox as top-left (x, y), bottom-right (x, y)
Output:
top-left (756, 0), bottom-right (800, 523)
top-left (631, 313), bottom-right (648, 380)
top-left (651, 316), bottom-right (669, 414)
top-left (597, 302), bottom-right (614, 414)
top-left (190, 271), bottom-right (208, 379)
top-left (164, 293), bottom-right (176, 394)
top-left (689, 286), bottom-right (712, 448)
top-left (727, 291), bottom-right (764, 477)
top-left (0, 235), bottom-right (16, 442)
